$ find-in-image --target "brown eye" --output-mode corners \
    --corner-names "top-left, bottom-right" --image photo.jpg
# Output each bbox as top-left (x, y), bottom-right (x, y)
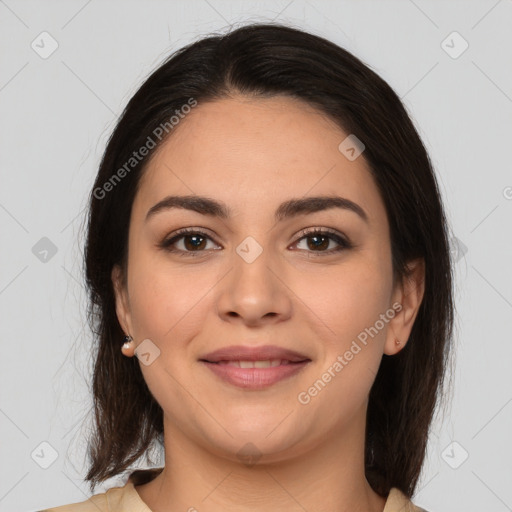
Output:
top-left (159, 227), bottom-right (352, 258)
top-left (294, 229), bottom-right (352, 255)
top-left (305, 234), bottom-right (330, 251)
top-left (181, 234), bottom-right (207, 251)
top-left (159, 229), bottom-right (220, 257)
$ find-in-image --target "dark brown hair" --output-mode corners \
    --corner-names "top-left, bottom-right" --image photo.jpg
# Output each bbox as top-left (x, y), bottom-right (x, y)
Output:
top-left (83, 21), bottom-right (454, 497)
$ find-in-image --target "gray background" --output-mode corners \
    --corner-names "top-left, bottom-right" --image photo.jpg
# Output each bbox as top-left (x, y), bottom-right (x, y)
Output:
top-left (1, 1), bottom-right (511, 511)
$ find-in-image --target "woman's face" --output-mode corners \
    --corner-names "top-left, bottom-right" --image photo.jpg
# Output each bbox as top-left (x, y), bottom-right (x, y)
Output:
top-left (113, 95), bottom-right (418, 463)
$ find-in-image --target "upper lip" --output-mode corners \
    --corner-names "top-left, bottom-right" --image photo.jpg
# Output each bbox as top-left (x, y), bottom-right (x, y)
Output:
top-left (199, 345), bottom-right (310, 363)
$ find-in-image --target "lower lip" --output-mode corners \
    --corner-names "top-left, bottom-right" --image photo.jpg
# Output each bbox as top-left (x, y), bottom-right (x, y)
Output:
top-left (200, 361), bottom-right (310, 389)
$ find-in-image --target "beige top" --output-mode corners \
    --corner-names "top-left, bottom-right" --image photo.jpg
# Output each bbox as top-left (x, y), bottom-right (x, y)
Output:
top-left (40, 468), bottom-right (428, 512)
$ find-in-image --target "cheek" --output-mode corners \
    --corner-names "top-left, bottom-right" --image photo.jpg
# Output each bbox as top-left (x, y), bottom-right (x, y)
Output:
top-left (301, 260), bottom-right (392, 349)
top-left (126, 250), bottom-right (214, 341)
top-left (296, 263), bottom-right (392, 416)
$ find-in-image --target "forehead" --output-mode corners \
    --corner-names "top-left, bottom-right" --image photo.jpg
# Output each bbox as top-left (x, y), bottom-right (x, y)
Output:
top-left (134, 96), bottom-right (386, 224)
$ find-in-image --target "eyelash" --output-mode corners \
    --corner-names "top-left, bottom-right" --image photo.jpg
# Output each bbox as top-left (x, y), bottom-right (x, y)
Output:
top-left (158, 227), bottom-right (353, 258)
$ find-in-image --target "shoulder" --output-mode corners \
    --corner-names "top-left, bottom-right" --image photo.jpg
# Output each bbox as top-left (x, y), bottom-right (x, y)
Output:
top-left (384, 488), bottom-right (431, 512)
top-left (38, 490), bottom-right (108, 512)
top-left (38, 481), bottom-right (144, 512)
top-left (38, 468), bottom-right (162, 512)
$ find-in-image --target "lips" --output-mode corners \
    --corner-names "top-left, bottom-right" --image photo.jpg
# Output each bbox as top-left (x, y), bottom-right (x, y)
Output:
top-left (199, 345), bottom-right (311, 389)
top-left (199, 344), bottom-right (310, 364)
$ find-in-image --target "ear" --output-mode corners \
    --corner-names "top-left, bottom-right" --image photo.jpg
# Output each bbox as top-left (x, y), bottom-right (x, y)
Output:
top-left (111, 264), bottom-right (133, 336)
top-left (384, 258), bottom-right (425, 355)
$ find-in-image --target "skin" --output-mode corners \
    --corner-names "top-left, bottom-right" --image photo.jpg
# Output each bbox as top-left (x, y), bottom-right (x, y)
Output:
top-left (112, 95), bottom-right (425, 512)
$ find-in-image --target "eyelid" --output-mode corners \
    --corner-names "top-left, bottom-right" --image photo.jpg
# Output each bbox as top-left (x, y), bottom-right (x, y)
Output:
top-left (294, 226), bottom-right (347, 241)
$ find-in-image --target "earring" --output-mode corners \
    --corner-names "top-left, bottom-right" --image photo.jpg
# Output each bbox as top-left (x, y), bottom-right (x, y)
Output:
top-left (121, 335), bottom-right (135, 357)
top-left (394, 338), bottom-right (401, 346)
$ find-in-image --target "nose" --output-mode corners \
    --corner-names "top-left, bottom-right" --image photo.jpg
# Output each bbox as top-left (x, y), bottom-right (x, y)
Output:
top-left (215, 244), bottom-right (293, 327)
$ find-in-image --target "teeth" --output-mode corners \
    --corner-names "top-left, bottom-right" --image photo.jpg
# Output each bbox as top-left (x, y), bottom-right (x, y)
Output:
top-left (220, 359), bottom-right (285, 368)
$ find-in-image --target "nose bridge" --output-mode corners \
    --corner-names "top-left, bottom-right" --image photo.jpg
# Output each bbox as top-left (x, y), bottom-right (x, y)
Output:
top-left (215, 234), bottom-right (291, 324)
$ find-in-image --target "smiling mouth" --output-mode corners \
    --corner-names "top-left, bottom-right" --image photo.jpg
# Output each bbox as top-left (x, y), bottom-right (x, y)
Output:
top-left (199, 359), bottom-right (311, 389)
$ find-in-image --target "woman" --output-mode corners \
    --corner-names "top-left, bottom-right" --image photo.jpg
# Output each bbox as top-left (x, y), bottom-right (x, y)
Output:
top-left (42, 21), bottom-right (453, 512)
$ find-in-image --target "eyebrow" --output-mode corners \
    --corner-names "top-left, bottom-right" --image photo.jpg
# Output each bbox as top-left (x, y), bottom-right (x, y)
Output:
top-left (145, 194), bottom-right (369, 224)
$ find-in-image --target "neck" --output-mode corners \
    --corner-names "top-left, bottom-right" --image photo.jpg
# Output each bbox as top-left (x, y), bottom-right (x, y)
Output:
top-left (135, 410), bottom-right (386, 512)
